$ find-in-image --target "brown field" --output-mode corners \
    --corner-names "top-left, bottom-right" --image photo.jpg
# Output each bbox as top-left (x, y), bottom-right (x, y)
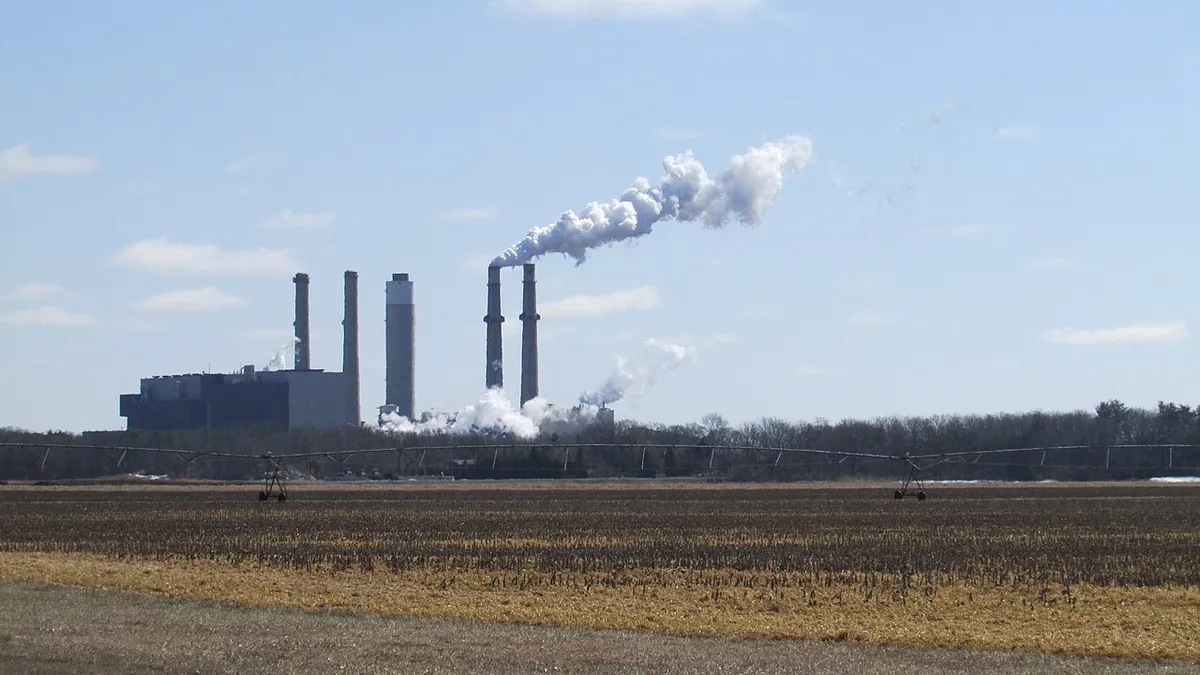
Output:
top-left (1, 480), bottom-right (1199, 666)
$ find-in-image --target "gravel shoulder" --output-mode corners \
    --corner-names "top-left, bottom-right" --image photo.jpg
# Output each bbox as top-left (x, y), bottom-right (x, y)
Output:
top-left (2, 580), bottom-right (1196, 675)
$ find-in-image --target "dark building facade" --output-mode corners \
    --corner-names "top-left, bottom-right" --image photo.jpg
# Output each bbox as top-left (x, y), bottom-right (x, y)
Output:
top-left (119, 367), bottom-right (350, 431)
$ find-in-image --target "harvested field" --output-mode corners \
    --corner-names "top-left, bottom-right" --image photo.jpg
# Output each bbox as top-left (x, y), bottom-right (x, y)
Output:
top-left (1, 481), bottom-right (1198, 662)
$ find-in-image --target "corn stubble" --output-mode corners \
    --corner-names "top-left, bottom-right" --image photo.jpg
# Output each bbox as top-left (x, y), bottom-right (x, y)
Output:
top-left (1, 484), bottom-right (1198, 660)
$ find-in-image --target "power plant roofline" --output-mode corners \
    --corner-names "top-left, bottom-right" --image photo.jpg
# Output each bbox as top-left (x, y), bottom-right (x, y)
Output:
top-left (520, 263), bottom-right (539, 405)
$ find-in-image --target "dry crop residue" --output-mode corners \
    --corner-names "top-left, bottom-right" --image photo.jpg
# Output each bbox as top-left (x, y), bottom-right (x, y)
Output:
top-left (1, 483), bottom-right (1198, 660)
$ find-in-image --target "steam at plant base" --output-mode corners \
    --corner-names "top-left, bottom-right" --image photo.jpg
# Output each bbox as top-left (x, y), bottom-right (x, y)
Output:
top-left (378, 338), bottom-right (696, 438)
top-left (490, 135), bottom-right (812, 268)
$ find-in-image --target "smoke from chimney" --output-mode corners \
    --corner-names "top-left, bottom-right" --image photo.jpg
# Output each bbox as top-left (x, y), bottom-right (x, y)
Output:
top-left (490, 135), bottom-right (813, 267)
top-left (579, 338), bottom-right (697, 406)
top-left (520, 263), bottom-right (539, 405)
top-left (343, 270), bottom-right (360, 426)
top-left (484, 265), bottom-right (504, 389)
top-left (292, 272), bottom-right (310, 371)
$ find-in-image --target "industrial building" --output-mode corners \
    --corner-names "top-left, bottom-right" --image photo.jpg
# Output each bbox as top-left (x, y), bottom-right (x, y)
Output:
top-left (117, 259), bottom-right (611, 434)
top-left (120, 270), bottom-right (375, 432)
top-left (119, 367), bottom-right (352, 431)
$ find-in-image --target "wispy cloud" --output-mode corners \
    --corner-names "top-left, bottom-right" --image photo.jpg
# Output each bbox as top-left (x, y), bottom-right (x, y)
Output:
top-left (1029, 256), bottom-right (1080, 270)
top-left (992, 124), bottom-right (1037, 141)
top-left (130, 287), bottom-right (247, 313)
top-left (793, 365), bottom-right (829, 377)
top-left (444, 207), bottom-right (498, 222)
top-left (495, 0), bottom-right (763, 19)
top-left (849, 311), bottom-right (893, 326)
top-left (0, 305), bottom-right (96, 328)
top-left (0, 143), bottom-right (97, 181)
top-left (113, 238), bottom-right (299, 276)
top-left (263, 209), bottom-right (335, 230)
top-left (1045, 322), bottom-right (1187, 346)
top-left (541, 286), bottom-right (662, 317)
top-left (8, 282), bottom-right (64, 302)
top-left (226, 152), bottom-right (286, 175)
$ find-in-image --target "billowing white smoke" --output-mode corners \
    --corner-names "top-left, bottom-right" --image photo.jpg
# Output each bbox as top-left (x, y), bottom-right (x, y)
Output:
top-left (378, 338), bottom-right (698, 439)
top-left (262, 337), bottom-right (298, 371)
top-left (579, 338), bottom-right (697, 406)
top-left (491, 135), bottom-right (812, 267)
top-left (378, 388), bottom-right (598, 440)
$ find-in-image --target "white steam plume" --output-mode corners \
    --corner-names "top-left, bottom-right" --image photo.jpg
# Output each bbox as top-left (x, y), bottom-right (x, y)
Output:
top-left (262, 337), bottom-right (299, 371)
top-left (579, 338), bottom-right (697, 406)
top-left (378, 389), bottom-right (599, 439)
top-left (491, 135), bottom-right (813, 267)
top-left (378, 338), bottom-right (698, 439)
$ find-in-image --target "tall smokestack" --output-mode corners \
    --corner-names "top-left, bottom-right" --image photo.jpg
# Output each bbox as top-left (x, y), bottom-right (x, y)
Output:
top-left (520, 263), bottom-right (539, 405)
top-left (293, 272), bottom-right (310, 371)
top-left (343, 270), bottom-right (360, 426)
top-left (385, 273), bottom-right (415, 419)
top-left (485, 265), bottom-right (504, 389)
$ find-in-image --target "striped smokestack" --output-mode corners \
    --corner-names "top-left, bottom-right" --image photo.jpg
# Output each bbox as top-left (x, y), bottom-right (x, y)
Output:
top-left (343, 270), bottom-right (360, 426)
top-left (484, 265), bottom-right (504, 389)
top-left (520, 263), bottom-right (539, 405)
top-left (292, 272), bottom-right (310, 371)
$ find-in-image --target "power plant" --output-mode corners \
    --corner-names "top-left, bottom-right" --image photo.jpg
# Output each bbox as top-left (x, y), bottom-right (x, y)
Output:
top-left (120, 270), bottom-right (370, 432)
top-left (119, 264), bottom-right (555, 432)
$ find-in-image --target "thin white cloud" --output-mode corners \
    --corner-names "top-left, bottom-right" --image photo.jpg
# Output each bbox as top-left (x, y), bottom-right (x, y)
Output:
top-left (1029, 256), bottom-right (1080, 270)
top-left (0, 305), bottom-right (96, 327)
top-left (130, 287), bottom-right (247, 313)
top-left (1045, 322), bottom-right (1187, 346)
top-left (8, 282), bottom-right (64, 302)
top-left (496, 0), bottom-right (762, 18)
top-left (849, 311), bottom-right (892, 326)
top-left (263, 209), bottom-right (335, 229)
top-left (793, 365), bottom-right (828, 377)
top-left (541, 286), bottom-right (661, 317)
top-left (226, 152), bottom-right (286, 175)
top-left (113, 238), bottom-right (299, 276)
top-left (0, 143), bottom-right (97, 181)
top-left (444, 207), bottom-right (498, 221)
top-left (993, 124), bottom-right (1036, 141)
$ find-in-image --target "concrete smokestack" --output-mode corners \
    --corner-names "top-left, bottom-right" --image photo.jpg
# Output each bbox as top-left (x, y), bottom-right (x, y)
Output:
top-left (520, 263), bottom-right (539, 405)
top-left (385, 273), bottom-right (415, 419)
top-left (293, 272), bottom-right (310, 371)
top-left (484, 265), bottom-right (504, 389)
top-left (343, 270), bottom-right (360, 426)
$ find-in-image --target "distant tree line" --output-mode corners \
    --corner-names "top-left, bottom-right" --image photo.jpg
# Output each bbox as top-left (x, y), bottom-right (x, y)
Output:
top-left (2, 399), bottom-right (1199, 483)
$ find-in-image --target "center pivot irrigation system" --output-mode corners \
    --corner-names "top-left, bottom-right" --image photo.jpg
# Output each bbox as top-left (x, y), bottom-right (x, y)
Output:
top-left (3, 441), bottom-right (1198, 501)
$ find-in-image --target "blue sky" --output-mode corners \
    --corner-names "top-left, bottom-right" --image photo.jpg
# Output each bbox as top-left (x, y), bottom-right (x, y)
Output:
top-left (3, 0), bottom-right (1200, 433)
